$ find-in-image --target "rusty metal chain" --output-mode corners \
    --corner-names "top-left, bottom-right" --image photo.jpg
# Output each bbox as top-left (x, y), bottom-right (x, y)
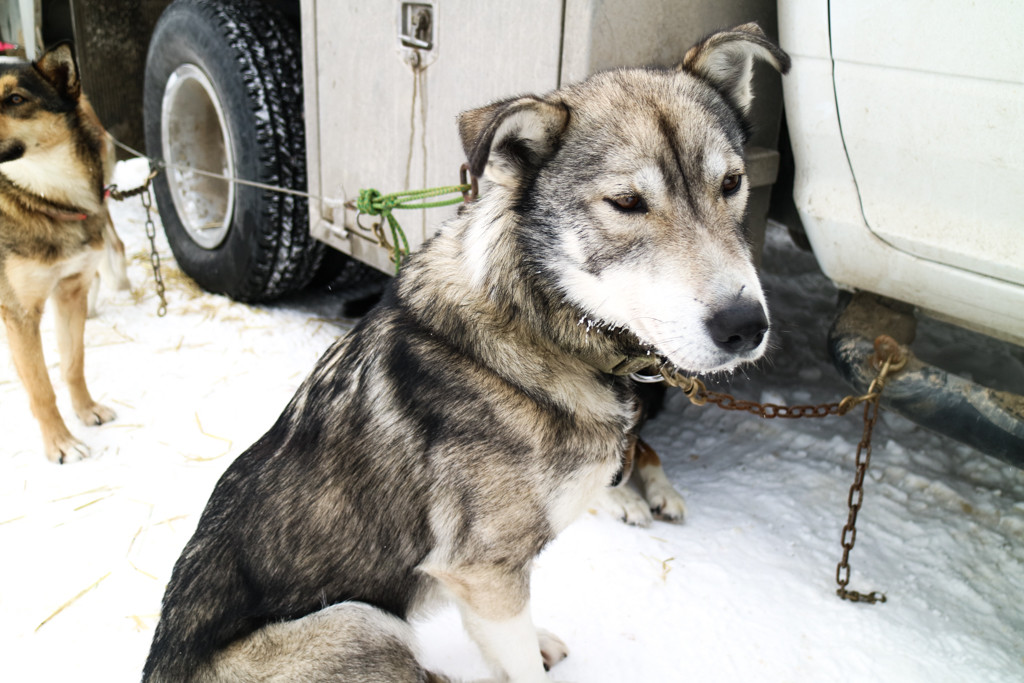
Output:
top-left (660, 370), bottom-right (885, 420)
top-left (834, 390), bottom-right (887, 604)
top-left (704, 390), bottom-right (842, 418)
top-left (107, 167), bottom-right (167, 317)
top-left (106, 167), bottom-right (158, 201)
top-left (834, 337), bottom-right (905, 603)
top-left (140, 183), bottom-right (168, 317)
top-left (658, 335), bottom-right (906, 605)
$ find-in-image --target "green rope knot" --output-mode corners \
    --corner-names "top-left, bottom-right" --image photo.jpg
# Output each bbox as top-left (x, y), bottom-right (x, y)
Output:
top-left (356, 188), bottom-right (404, 216)
top-left (355, 188), bottom-right (382, 215)
top-left (354, 184), bottom-right (471, 272)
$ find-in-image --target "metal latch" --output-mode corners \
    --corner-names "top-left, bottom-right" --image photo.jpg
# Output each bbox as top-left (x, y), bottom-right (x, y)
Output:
top-left (400, 3), bottom-right (433, 49)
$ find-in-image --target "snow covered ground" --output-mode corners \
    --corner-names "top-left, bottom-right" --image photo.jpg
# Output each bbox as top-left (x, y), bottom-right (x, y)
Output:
top-left (2, 160), bottom-right (1022, 682)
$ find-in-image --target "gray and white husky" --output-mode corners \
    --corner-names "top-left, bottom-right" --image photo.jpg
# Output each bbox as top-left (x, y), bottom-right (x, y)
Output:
top-left (143, 23), bottom-right (789, 683)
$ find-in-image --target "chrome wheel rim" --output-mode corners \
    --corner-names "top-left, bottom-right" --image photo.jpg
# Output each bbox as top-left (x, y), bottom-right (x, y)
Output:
top-left (161, 63), bottom-right (235, 249)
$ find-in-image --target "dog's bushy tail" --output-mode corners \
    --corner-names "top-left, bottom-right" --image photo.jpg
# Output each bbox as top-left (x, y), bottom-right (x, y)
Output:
top-left (149, 602), bottom-right (449, 683)
top-left (100, 212), bottom-right (130, 291)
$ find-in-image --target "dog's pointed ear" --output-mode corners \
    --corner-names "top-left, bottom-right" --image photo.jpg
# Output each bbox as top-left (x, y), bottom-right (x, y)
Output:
top-left (458, 96), bottom-right (569, 186)
top-left (680, 23), bottom-right (790, 115)
top-left (34, 42), bottom-right (81, 101)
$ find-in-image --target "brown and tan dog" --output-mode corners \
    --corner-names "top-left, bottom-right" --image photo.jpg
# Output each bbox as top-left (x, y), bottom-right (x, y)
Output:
top-left (0, 43), bottom-right (125, 462)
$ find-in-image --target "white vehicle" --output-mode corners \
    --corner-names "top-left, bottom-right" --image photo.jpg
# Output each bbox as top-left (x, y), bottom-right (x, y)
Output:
top-left (779, 1), bottom-right (1024, 463)
top-left (781, 1), bottom-right (1023, 347)
top-left (3, 0), bottom-right (1021, 460)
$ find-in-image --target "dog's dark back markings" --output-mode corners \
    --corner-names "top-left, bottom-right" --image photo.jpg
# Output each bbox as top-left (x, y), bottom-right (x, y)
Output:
top-left (144, 24), bottom-right (789, 682)
top-left (146, 309), bottom-right (440, 672)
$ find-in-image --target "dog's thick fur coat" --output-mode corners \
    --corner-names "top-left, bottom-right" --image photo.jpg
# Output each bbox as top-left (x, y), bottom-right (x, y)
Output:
top-left (144, 24), bottom-right (788, 682)
top-left (0, 44), bottom-right (126, 463)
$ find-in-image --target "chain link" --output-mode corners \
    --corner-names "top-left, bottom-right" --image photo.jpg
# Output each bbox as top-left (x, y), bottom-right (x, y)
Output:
top-left (107, 166), bottom-right (167, 317)
top-left (833, 347), bottom-right (903, 604)
top-left (139, 179), bottom-right (167, 317)
top-left (657, 335), bottom-right (906, 605)
top-left (107, 168), bottom-right (157, 201)
top-left (660, 368), bottom-right (886, 420)
top-left (702, 391), bottom-right (842, 419)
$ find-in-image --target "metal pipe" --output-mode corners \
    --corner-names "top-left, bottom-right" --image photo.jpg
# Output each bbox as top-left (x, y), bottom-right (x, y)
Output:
top-left (829, 293), bottom-right (1024, 467)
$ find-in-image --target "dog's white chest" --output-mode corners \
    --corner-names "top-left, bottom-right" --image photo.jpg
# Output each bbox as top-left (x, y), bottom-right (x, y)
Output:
top-left (4, 248), bottom-right (103, 309)
top-left (1, 141), bottom-right (99, 214)
top-left (546, 452), bottom-right (622, 534)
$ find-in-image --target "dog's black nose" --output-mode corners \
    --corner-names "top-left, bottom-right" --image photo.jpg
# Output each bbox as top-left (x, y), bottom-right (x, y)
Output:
top-left (706, 300), bottom-right (769, 354)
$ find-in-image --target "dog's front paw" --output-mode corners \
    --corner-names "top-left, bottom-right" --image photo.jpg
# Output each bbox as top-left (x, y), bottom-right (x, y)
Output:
top-left (596, 486), bottom-right (654, 527)
top-left (77, 402), bottom-right (116, 426)
top-left (637, 463), bottom-right (687, 523)
top-left (537, 628), bottom-right (569, 671)
top-left (647, 487), bottom-right (687, 523)
top-left (45, 432), bottom-right (90, 464)
top-left (644, 477), bottom-right (687, 523)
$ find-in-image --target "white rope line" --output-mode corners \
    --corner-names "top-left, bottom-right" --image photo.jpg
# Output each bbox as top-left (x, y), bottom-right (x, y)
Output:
top-left (110, 137), bottom-right (338, 204)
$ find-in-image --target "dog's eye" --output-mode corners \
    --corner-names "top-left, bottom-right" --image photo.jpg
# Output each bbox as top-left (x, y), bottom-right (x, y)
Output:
top-left (606, 194), bottom-right (647, 213)
top-left (5, 94), bottom-right (25, 106)
top-left (722, 174), bottom-right (743, 196)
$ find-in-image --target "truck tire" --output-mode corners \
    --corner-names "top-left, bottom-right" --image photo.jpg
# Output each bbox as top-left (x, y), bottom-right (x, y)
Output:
top-left (143, 0), bottom-right (322, 302)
